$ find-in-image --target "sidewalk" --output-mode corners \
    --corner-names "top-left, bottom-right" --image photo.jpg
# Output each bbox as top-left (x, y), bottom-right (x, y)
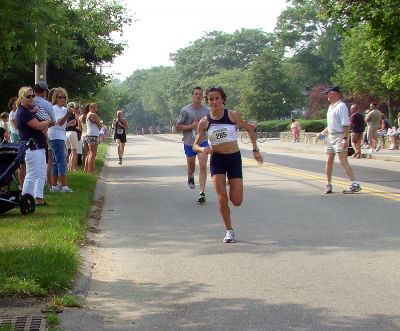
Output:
top-left (261, 139), bottom-right (400, 162)
top-left (163, 133), bottom-right (400, 162)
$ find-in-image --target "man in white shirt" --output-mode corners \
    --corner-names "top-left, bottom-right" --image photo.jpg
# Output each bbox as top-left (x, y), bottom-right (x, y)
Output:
top-left (319, 86), bottom-right (362, 194)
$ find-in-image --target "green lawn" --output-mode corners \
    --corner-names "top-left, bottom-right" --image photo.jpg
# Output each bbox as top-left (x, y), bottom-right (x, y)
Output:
top-left (0, 142), bottom-right (109, 297)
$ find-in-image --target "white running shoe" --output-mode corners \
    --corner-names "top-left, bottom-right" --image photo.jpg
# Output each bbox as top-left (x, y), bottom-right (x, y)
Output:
top-left (343, 183), bottom-right (361, 194)
top-left (50, 186), bottom-right (60, 192)
top-left (324, 183), bottom-right (333, 194)
top-left (223, 229), bottom-right (235, 243)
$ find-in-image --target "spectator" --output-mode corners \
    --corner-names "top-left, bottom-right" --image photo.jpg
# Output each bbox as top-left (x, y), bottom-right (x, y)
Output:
top-left (8, 96), bottom-right (26, 185)
top-left (79, 104), bottom-right (90, 167)
top-left (0, 112), bottom-right (10, 142)
top-left (73, 104), bottom-right (83, 167)
top-left (365, 102), bottom-right (382, 151)
top-left (388, 112), bottom-right (400, 150)
top-left (98, 121), bottom-right (106, 143)
top-left (44, 86), bottom-right (57, 189)
top-left (48, 87), bottom-right (73, 192)
top-left (84, 103), bottom-right (102, 174)
top-left (8, 97), bottom-right (19, 143)
top-left (290, 118), bottom-right (301, 143)
top-left (15, 86), bottom-right (52, 205)
top-left (376, 113), bottom-right (390, 151)
top-left (349, 104), bottom-right (365, 158)
top-left (65, 102), bottom-right (79, 172)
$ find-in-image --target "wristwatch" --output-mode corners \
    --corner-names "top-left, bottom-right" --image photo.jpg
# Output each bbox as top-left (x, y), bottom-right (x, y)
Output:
top-left (253, 147), bottom-right (260, 152)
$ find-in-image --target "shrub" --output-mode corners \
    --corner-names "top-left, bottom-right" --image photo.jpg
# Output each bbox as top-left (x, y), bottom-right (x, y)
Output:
top-left (257, 119), bottom-right (326, 132)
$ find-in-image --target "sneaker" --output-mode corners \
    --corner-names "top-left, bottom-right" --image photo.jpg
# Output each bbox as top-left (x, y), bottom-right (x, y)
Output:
top-left (375, 145), bottom-right (381, 152)
top-left (223, 229), bottom-right (235, 243)
top-left (50, 186), bottom-right (60, 192)
top-left (196, 192), bottom-right (206, 203)
top-left (60, 186), bottom-right (73, 193)
top-left (188, 175), bottom-right (195, 189)
top-left (324, 183), bottom-right (333, 194)
top-left (119, 158), bottom-right (122, 165)
top-left (343, 183), bottom-right (361, 194)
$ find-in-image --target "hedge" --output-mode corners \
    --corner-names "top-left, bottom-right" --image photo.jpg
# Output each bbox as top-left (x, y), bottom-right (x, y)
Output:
top-left (257, 119), bottom-right (327, 133)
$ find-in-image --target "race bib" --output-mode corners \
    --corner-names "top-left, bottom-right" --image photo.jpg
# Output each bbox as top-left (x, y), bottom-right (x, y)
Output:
top-left (209, 127), bottom-right (229, 145)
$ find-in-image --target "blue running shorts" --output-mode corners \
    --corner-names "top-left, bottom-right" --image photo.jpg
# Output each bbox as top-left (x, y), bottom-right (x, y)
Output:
top-left (184, 141), bottom-right (209, 157)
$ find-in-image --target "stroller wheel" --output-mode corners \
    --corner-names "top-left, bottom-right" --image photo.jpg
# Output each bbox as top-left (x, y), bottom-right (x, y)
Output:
top-left (20, 193), bottom-right (35, 214)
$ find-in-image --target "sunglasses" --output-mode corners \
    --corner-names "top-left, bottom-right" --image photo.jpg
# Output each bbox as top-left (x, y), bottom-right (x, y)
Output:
top-left (57, 96), bottom-right (67, 99)
top-left (25, 95), bottom-right (34, 99)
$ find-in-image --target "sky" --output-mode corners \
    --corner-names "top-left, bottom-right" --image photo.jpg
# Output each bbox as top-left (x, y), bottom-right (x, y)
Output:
top-left (105, 0), bottom-right (288, 79)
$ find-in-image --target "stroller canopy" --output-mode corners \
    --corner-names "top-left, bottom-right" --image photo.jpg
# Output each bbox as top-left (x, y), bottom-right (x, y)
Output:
top-left (0, 142), bottom-right (27, 187)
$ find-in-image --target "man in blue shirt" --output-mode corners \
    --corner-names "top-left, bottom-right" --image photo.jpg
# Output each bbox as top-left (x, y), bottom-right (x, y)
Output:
top-left (34, 81), bottom-right (55, 189)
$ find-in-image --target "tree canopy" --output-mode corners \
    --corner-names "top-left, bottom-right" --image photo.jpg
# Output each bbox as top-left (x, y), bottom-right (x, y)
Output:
top-left (0, 0), bottom-right (130, 106)
top-left (320, 0), bottom-right (400, 90)
top-left (2, 0), bottom-right (400, 128)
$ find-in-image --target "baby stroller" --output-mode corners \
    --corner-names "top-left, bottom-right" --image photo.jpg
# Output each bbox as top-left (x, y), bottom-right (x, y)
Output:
top-left (0, 140), bottom-right (35, 215)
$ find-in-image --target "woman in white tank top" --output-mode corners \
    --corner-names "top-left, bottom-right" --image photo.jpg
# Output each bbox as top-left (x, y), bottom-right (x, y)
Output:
top-left (83, 103), bottom-right (102, 174)
top-left (193, 86), bottom-right (263, 244)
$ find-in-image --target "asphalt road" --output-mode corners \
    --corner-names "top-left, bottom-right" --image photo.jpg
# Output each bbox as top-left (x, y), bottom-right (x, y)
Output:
top-left (60, 134), bottom-right (400, 331)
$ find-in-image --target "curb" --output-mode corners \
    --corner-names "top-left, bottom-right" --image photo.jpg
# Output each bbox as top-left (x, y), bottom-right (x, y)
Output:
top-left (70, 148), bottom-right (109, 301)
top-left (71, 247), bottom-right (92, 300)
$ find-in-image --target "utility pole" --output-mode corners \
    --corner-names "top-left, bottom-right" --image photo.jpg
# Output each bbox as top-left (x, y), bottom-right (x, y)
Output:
top-left (35, 52), bottom-right (47, 83)
top-left (34, 24), bottom-right (47, 83)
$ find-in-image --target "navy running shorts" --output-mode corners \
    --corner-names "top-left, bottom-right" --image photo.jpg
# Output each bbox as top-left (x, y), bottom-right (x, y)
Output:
top-left (115, 134), bottom-right (127, 143)
top-left (210, 151), bottom-right (242, 179)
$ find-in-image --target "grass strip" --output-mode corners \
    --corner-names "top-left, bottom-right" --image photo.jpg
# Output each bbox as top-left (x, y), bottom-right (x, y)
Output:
top-left (0, 142), bottom-right (109, 297)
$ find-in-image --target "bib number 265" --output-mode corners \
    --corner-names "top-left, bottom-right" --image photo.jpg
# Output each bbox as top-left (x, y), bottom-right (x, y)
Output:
top-left (216, 131), bottom-right (227, 139)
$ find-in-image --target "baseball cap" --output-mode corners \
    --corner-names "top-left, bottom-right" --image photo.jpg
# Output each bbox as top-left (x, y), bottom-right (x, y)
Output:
top-left (34, 81), bottom-right (49, 91)
top-left (324, 85), bottom-right (341, 94)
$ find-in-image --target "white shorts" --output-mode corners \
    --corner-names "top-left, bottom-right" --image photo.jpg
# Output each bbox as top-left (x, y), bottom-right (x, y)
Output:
top-left (325, 133), bottom-right (347, 154)
top-left (77, 138), bottom-right (83, 154)
top-left (66, 131), bottom-right (78, 150)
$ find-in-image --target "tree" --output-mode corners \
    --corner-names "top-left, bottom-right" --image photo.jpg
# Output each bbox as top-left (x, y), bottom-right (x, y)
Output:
top-left (199, 68), bottom-right (247, 113)
top-left (275, 0), bottom-right (342, 88)
top-left (320, 0), bottom-right (400, 90)
top-left (332, 24), bottom-right (400, 121)
top-left (0, 0), bottom-right (131, 109)
top-left (170, 29), bottom-right (274, 83)
top-left (95, 79), bottom-right (126, 126)
top-left (239, 48), bottom-right (294, 121)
